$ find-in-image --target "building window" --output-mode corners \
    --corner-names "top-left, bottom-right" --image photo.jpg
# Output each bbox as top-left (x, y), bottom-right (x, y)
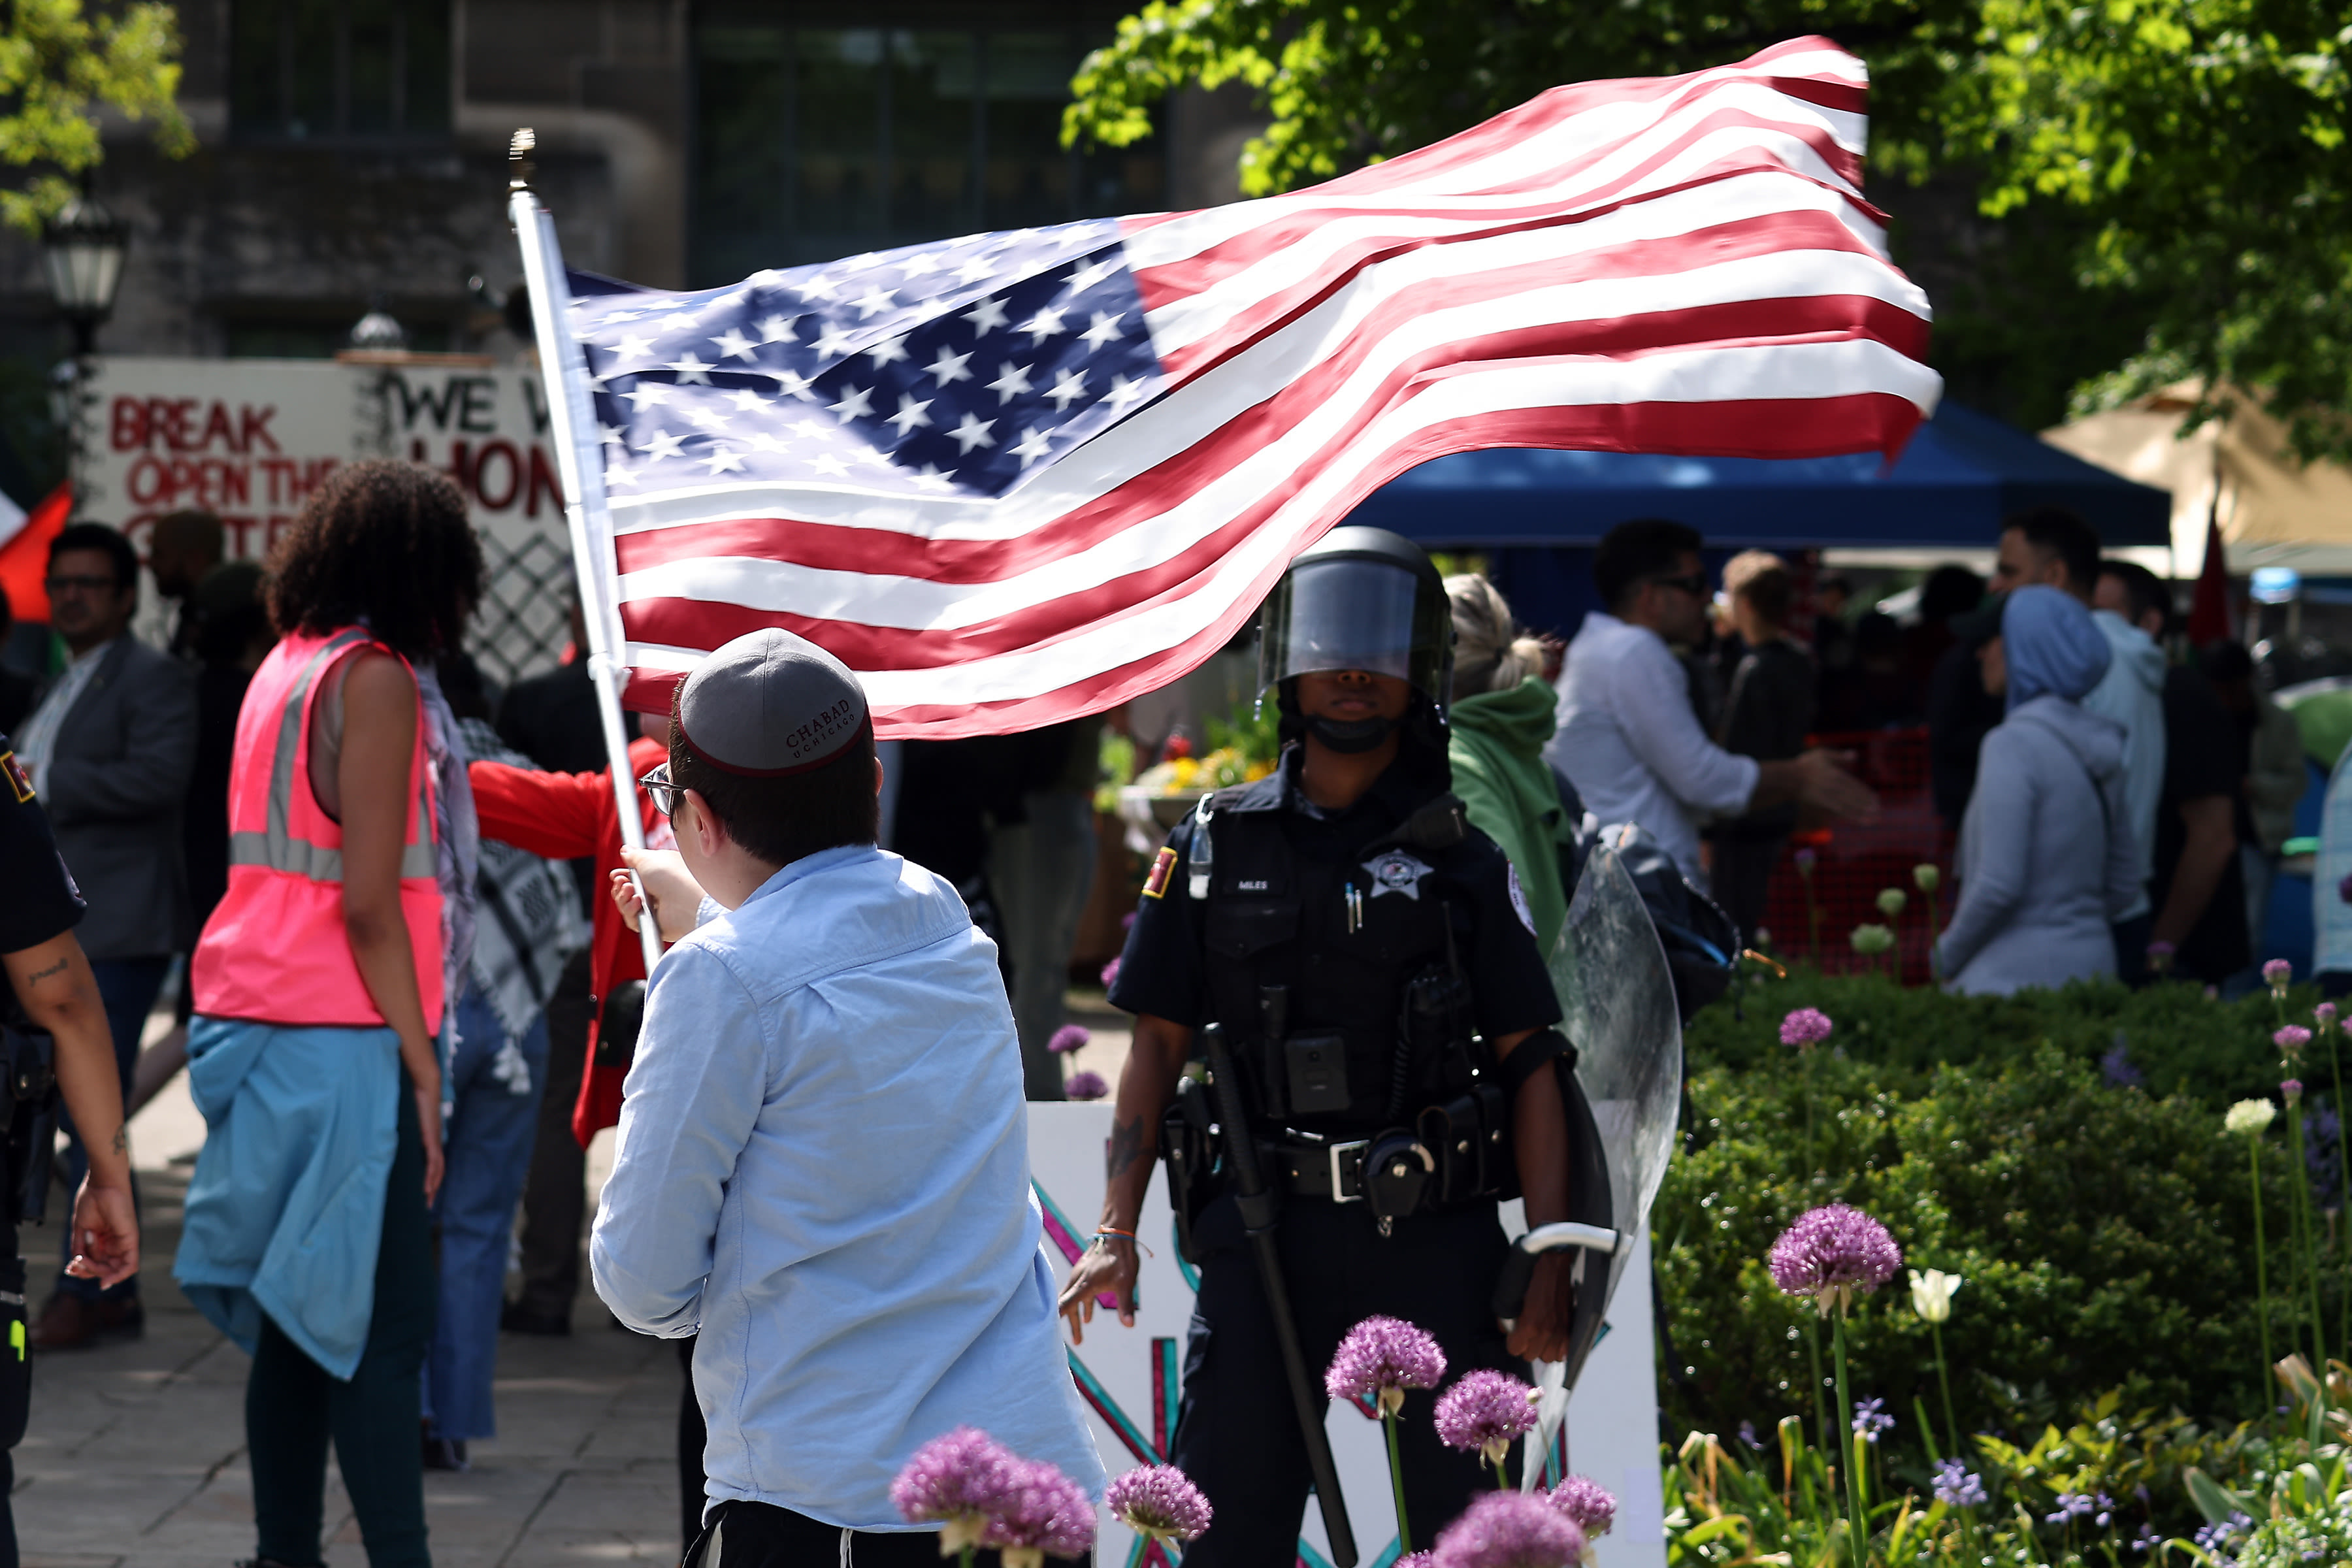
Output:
top-left (231, 0), bottom-right (452, 140)
top-left (693, 12), bottom-right (1161, 286)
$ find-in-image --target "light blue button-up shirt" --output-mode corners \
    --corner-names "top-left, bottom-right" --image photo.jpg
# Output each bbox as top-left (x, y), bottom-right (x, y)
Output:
top-left (591, 844), bottom-right (1103, 1530)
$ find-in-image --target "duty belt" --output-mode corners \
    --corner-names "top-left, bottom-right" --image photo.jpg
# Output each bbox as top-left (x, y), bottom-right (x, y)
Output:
top-left (1269, 1138), bottom-right (1372, 1203)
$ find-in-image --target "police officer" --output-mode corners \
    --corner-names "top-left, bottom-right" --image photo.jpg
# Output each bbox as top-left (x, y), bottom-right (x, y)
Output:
top-left (0, 732), bottom-right (141, 1568)
top-left (1058, 529), bottom-right (1579, 1563)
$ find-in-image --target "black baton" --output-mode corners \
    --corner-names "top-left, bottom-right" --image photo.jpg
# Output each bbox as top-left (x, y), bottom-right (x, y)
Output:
top-left (1200, 1023), bottom-right (1357, 1567)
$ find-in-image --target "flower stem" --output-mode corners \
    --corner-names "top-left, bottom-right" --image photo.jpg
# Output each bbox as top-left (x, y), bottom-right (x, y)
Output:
top-left (2289, 1107), bottom-right (2329, 1373)
top-left (2253, 1135), bottom-right (2276, 1423)
top-left (1383, 1409), bottom-right (1413, 1556)
top-left (1804, 880), bottom-right (1819, 964)
top-left (1805, 1315), bottom-right (1829, 1456)
top-left (1932, 1319), bottom-right (1962, 1463)
top-left (1831, 1308), bottom-right (1867, 1568)
top-left (1494, 1457), bottom-right (1511, 1492)
top-left (2331, 1028), bottom-right (2349, 1350)
top-left (1801, 1049), bottom-right (1818, 1178)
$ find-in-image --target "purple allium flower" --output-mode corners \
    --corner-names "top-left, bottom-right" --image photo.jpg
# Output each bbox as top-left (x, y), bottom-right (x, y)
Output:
top-left (2101, 1042), bottom-right (2144, 1088)
top-left (1851, 1397), bottom-right (1894, 1441)
top-left (1431, 1490), bottom-right (1584, 1568)
top-left (1767, 1203), bottom-right (1902, 1315)
top-left (981, 1458), bottom-right (1096, 1563)
top-left (1780, 1008), bottom-right (1833, 1049)
top-left (1932, 1459), bottom-right (1985, 1507)
top-left (1794, 847), bottom-right (1818, 874)
top-left (1099, 956), bottom-right (1122, 989)
top-left (2285, 1078), bottom-right (2305, 1103)
top-left (1064, 1070), bottom-right (1109, 1101)
top-left (1105, 1465), bottom-right (1212, 1543)
top-left (1546, 1475), bottom-right (1616, 1537)
top-left (1048, 1024), bottom-right (1090, 1054)
top-left (1326, 1315), bottom-right (1446, 1414)
top-left (1434, 1369), bottom-right (1539, 1463)
top-left (1399, 1557), bottom-right (1436, 1568)
top-left (2267, 958), bottom-right (2295, 992)
top-left (2320, 1004), bottom-right (2339, 1030)
top-left (891, 1427), bottom-right (1019, 1552)
top-left (2278, 1025), bottom-right (2313, 1060)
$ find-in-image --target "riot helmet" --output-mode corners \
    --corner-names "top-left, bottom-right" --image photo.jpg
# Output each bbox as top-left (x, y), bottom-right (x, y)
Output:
top-left (1259, 526), bottom-right (1454, 755)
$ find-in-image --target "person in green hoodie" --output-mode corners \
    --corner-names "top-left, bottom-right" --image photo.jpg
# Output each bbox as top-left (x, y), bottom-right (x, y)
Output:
top-left (1445, 574), bottom-right (1573, 956)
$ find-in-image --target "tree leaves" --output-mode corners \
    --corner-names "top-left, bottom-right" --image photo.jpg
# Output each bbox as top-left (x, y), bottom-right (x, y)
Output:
top-left (0, 0), bottom-right (191, 233)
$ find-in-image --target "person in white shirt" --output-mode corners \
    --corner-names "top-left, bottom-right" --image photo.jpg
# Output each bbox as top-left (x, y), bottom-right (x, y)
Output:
top-left (1544, 519), bottom-right (1875, 890)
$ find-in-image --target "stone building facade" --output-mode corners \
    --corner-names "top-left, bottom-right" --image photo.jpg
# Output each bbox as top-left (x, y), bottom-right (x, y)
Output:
top-left (0, 0), bottom-right (1260, 365)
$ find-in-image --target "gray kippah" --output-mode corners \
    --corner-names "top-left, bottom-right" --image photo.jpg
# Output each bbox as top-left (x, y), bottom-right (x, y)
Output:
top-left (675, 629), bottom-right (870, 776)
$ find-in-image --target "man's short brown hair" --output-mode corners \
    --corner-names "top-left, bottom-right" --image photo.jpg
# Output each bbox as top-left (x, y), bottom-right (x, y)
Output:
top-left (1722, 549), bottom-right (1792, 627)
top-left (668, 685), bottom-right (879, 868)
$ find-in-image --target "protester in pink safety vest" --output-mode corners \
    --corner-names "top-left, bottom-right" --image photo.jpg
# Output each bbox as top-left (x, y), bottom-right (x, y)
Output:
top-left (176, 461), bottom-right (484, 1568)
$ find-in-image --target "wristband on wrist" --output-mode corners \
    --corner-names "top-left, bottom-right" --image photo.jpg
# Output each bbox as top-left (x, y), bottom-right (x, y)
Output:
top-left (1093, 1226), bottom-right (1151, 1256)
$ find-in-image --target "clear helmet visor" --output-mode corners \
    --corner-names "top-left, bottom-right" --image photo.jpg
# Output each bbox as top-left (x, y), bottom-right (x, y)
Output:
top-left (1258, 555), bottom-right (1452, 700)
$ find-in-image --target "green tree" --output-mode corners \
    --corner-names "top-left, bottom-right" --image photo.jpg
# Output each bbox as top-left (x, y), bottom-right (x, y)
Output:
top-left (1065, 0), bottom-right (2352, 454)
top-left (0, 0), bottom-right (191, 233)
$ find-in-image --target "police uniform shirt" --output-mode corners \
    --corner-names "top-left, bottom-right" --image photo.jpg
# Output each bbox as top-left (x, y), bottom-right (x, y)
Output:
top-left (0, 732), bottom-right (85, 956)
top-left (1109, 747), bottom-right (1562, 1040)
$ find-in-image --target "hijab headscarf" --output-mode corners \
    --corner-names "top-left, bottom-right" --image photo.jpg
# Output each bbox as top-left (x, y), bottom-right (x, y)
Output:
top-left (2001, 584), bottom-right (2111, 711)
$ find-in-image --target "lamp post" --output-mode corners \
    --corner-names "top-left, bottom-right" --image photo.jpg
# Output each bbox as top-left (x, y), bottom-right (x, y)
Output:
top-left (41, 181), bottom-right (129, 358)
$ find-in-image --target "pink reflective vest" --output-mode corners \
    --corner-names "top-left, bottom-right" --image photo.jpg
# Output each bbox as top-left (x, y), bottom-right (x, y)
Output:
top-left (192, 626), bottom-right (444, 1032)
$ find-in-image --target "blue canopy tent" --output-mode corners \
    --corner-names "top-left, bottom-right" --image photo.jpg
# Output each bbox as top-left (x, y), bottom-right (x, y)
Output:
top-left (1344, 401), bottom-right (2174, 636)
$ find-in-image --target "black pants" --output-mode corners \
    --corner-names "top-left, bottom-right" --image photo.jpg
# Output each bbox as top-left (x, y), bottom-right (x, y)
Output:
top-left (691, 1499), bottom-right (1044, 1567)
top-left (1709, 833), bottom-right (1785, 950)
top-left (516, 951), bottom-right (593, 1320)
top-left (248, 1071), bottom-right (436, 1568)
top-left (1171, 1193), bottom-right (1518, 1565)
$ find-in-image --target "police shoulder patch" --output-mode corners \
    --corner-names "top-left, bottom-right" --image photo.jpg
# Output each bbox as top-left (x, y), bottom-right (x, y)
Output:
top-left (1, 751), bottom-right (30, 804)
top-left (1141, 844), bottom-right (1178, 900)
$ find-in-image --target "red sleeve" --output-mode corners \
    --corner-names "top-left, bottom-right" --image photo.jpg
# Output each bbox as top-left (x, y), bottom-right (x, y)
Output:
top-left (468, 760), bottom-right (612, 861)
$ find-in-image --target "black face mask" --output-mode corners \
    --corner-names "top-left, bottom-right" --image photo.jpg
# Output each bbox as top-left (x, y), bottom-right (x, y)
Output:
top-left (1305, 712), bottom-right (1397, 753)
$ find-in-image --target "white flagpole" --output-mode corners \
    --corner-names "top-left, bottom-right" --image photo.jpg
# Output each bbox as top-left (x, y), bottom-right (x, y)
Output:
top-left (506, 129), bottom-right (665, 978)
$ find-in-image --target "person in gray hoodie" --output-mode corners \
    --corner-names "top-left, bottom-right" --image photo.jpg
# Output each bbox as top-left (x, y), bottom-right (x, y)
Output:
top-left (1936, 586), bottom-right (2140, 995)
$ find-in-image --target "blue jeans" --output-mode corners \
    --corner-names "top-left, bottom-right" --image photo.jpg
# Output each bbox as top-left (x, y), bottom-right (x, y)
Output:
top-left (423, 990), bottom-right (547, 1441)
top-left (57, 955), bottom-right (167, 1301)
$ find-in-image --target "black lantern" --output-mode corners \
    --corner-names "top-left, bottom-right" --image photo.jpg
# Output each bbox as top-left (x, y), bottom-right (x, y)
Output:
top-left (42, 183), bottom-right (129, 358)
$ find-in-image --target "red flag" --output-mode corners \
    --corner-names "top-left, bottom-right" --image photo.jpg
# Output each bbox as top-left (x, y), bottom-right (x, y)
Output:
top-left (0, 483), bottom-right (72, 627)
top-left (2187, 514), bottom-right (2234, 647)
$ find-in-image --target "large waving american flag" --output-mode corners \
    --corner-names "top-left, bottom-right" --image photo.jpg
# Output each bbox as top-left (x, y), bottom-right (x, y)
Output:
top-left (557, 36), bottom-right (1938, 738)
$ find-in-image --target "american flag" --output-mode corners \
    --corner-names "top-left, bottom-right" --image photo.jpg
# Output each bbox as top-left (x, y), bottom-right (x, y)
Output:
top-left (561, 36), bottom-right (1939, 737)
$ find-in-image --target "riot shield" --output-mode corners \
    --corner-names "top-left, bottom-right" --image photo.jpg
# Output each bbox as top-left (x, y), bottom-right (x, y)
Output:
top-left (1519, 832), bottom-right (1684, 1485)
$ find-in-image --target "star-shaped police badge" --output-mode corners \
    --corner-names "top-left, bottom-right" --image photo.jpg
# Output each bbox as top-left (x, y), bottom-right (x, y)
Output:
top-left (1362, 849), bottom-right (1434, 900)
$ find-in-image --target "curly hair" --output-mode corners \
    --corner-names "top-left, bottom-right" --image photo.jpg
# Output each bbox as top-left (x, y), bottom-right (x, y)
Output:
top-left (265, 461), bottom-right (484, 659)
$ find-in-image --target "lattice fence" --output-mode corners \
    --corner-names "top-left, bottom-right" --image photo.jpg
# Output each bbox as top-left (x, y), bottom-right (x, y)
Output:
top-left (468, 527), bottom-right (577, 689)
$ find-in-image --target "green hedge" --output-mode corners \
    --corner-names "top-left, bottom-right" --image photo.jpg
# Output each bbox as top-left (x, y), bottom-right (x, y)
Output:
top-left (1656, 972), bottom-right (2338, 1444)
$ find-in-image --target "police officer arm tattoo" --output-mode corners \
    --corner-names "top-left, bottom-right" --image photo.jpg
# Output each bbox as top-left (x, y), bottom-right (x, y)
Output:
top-left (20, 956), bottom-right (65, 985)
top-left (1107, 1113), bottom-right (1147, 1180)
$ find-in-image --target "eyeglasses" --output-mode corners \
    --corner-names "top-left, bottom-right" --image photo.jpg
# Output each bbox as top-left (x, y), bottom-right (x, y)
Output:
top-left (638, 763), bottom-right (679, 817)
top-left (1648, 572), bottom-right (1711, 598)
top-left (42, 574), bottom-right (120, 596)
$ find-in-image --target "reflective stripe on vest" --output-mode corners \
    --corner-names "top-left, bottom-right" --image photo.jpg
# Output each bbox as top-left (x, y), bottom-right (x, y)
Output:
top-left (223, 627), bottom-right (436, 882)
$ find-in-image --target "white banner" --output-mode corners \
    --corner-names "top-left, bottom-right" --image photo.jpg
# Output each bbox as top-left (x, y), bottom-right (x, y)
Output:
top-left (1026, 1103), bottom-right (1668, 1567)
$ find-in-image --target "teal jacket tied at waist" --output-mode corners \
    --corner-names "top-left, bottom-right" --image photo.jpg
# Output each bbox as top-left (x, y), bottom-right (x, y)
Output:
top-left (173, 1015), bottom-right (400, 1380)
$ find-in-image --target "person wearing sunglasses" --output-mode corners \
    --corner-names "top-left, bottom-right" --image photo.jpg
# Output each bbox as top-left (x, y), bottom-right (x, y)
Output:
top-left (594, 629), bottom-right (1101, 1565)
top-left (1546, 518), bottom-right (1876, 901)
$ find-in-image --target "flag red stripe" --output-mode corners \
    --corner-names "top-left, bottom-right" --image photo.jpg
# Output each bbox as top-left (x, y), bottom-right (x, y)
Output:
top-left (616, 389), bottom-right (1923, 676)
top-left (1132, 110), bottom-right (1870, 326)
top-left (613, 287), bottom-right (1929, 588)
